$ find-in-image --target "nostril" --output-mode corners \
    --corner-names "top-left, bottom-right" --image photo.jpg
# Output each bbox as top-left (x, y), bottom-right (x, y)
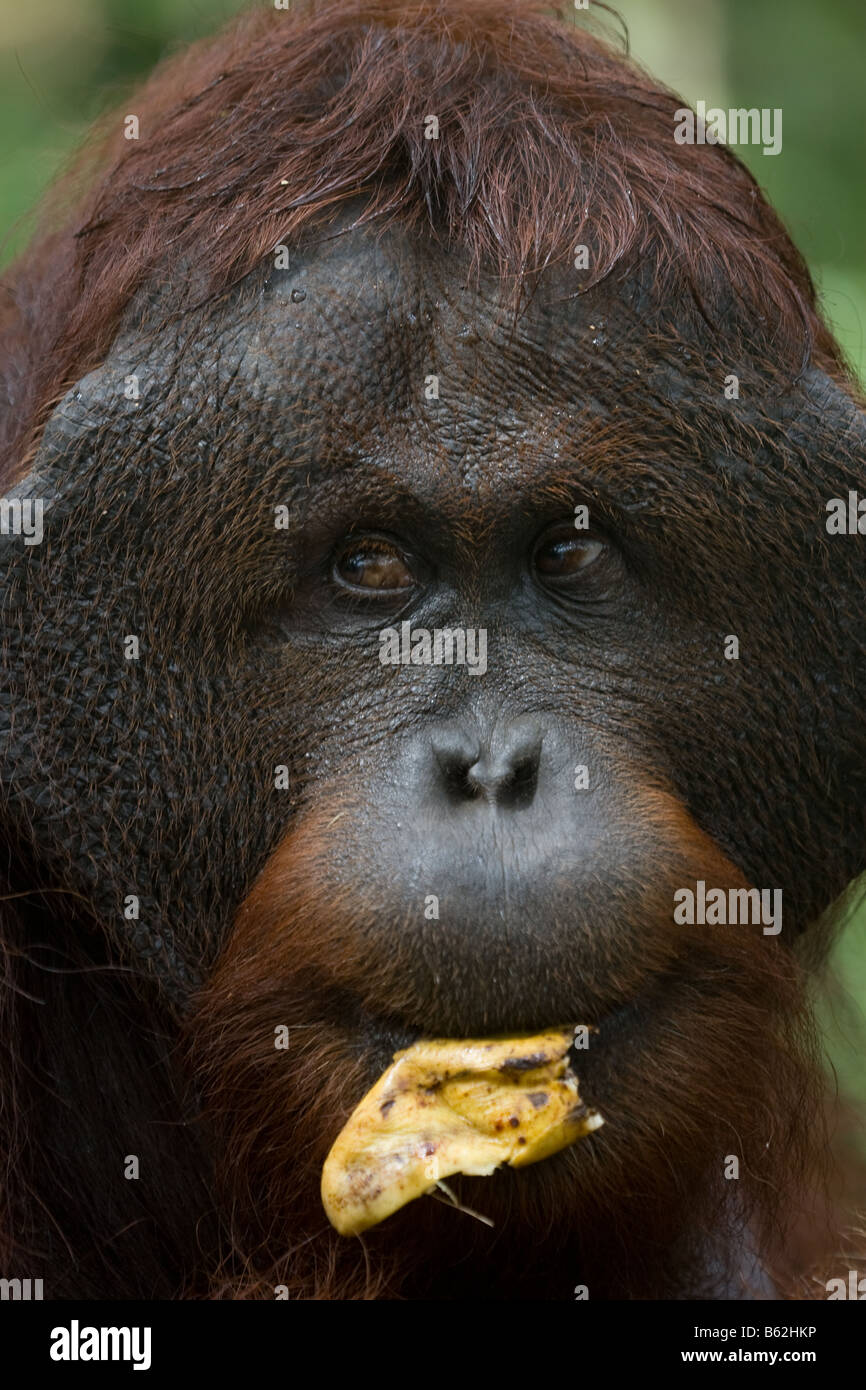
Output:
top-left (430, 723), bottom-right (544, 807)
top-left (510, 753), bottom-right (538, 792)
top-left (446, 762), bottom-right (485, 801)
top-left (465, 748), bottom-right (540, 808)
top-left (431, 730), bottom-right (482, 801)
top-left (496, 751), bottom-right (540, 808)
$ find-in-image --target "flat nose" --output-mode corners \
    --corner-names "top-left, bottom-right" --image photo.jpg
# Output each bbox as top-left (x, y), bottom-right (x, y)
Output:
top-left (430, 718), bottom-right (544, 809)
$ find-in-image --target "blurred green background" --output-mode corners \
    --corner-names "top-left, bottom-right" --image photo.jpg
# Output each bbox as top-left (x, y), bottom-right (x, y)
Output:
top-left (1, 0), bottom-right (864, 1137)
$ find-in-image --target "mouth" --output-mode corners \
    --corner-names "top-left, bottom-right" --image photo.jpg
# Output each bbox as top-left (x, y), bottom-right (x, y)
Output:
top-left (352, 992), bottom-right (645, 1108)
top-left (363, 989), bottom-right (642, 1056)
top-left (320, 1024), bottom-right (605, 1237)
top-left (315, 987), bottom-right (658, 1238)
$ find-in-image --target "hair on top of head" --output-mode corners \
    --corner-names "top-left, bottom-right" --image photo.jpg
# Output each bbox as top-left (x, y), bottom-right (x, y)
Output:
top-left (0, 0), bottom-right (849, 476)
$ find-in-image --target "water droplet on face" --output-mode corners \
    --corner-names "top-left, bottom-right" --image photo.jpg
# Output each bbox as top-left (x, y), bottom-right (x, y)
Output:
top-left (291, 288), bottom-right (306, 303)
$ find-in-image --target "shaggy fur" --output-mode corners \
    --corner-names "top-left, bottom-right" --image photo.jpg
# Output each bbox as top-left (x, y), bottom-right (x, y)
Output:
top-left (0, 0), bottom-right (864, 1301)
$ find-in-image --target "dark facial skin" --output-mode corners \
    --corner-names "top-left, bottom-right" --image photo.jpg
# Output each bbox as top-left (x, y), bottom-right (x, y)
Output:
top-left (6, 218), bottom-right (859, 990)
top-left (3, 216), bottom-right (864, 1297)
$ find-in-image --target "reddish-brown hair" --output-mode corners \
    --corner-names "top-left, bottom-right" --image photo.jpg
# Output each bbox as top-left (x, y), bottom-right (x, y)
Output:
top-left (0, 0), bottom-right (849, 480)
top-left (1, 0), bottom-right (863, 1303)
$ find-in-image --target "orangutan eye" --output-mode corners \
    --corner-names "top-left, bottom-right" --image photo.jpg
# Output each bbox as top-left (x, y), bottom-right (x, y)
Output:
top-left (333, 536), bottom-right (416, 592)
top-left (532, 525), bottom-right (605, 582)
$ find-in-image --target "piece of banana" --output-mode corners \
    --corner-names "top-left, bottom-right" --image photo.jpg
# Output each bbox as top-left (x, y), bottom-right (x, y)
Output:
top-left (321, 1026), bottom-right (603, 1236)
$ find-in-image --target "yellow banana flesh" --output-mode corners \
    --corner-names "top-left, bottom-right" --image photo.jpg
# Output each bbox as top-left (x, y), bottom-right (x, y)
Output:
top-left (321, 1026), bottom-right (603, 1236)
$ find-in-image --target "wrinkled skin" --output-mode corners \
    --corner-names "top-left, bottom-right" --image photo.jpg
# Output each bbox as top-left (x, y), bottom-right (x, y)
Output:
top-left (8, 220), bottom-right (862, 967)
top-left (2, 215), bottom-right (865, 1298)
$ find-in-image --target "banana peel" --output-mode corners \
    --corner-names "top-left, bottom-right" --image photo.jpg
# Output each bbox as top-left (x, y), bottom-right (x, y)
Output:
top-left (322, 1026), bottom-right (602, 1236)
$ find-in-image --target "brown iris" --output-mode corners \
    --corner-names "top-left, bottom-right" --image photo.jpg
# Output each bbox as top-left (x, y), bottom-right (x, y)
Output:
top-left (533, 527), bottom-right (604, 580)
top-left (333, 537), bottom-right (415, 592)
